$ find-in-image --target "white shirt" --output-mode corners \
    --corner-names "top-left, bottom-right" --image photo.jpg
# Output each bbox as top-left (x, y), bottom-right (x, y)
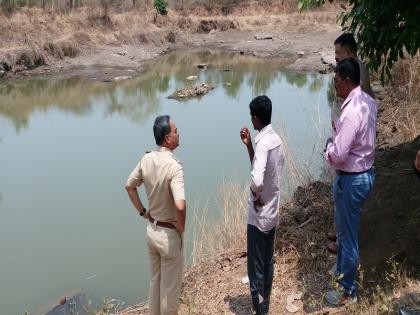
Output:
top-left (248, 124), bottom-right (284, 232)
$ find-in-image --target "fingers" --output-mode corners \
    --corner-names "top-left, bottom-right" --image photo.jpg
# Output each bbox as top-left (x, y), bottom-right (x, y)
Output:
top-left (240, 128), bottom-right (250, 141)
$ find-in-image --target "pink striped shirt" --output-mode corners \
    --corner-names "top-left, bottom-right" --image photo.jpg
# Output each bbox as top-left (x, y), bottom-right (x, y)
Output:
top-left (325, 86), bottom-right (378, 172)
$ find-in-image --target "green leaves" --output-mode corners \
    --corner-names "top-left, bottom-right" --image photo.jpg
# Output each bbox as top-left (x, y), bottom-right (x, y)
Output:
top-left (154, 0), bottom-right (168, 15)
top-left (298, 0), bottom-right (420, 83)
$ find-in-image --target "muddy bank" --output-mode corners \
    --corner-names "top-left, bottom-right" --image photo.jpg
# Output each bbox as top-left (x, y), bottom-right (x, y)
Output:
top-left (0, 8), bottom-right (340, 82)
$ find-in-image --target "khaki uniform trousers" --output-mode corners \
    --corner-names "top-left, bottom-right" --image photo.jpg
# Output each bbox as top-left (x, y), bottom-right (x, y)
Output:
top-left (146, 223), bottom-right (183, 315)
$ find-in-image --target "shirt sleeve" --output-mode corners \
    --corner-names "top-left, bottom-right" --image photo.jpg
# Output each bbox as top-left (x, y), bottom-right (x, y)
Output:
top-left (170, 165), bottom-right (185, 201)
top-left (250, 142), bottom-right (268, 196)
top-left (325, 116), bottom-right (357, 165)
top-left (126, 162), bottom-right (143, 188)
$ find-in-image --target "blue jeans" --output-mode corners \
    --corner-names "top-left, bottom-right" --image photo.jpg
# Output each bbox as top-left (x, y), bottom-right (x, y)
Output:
top-left (333, 169), bottom-right (375, 296)
top-left (247, 224), bottom-right (275, 315)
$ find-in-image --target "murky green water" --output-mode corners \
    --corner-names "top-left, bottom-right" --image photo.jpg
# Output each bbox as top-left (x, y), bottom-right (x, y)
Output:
top-left (0, 50), bottom-right (333, 314)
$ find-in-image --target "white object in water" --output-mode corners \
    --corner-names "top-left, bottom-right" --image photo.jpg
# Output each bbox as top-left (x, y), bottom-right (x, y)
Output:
top-left (84, 274), bottom-right (97, 280)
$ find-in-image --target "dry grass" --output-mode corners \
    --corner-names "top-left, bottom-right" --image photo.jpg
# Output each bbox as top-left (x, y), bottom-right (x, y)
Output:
top-left (376, 54), bottom-right (420, 148)
top-left (191, 182), bottom-right (249, 265)
top-left (387, 54), bottom-right (420, 141)
top-left (0, 2), bottom-right (341, 74)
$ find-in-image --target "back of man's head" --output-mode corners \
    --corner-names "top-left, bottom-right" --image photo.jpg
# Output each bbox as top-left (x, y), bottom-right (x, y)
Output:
top-left (334, 33), bottom-right (358, 55)
top-left (153, 115), bottom-right (171, 146)
top-left (249, 95), bottom-right (272, 127)
top-left (335, 58), bottom-right (360, 86)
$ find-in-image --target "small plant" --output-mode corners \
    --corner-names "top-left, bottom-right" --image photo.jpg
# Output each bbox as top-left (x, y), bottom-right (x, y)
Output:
top-left (154, 0), bottom-right (168, 15)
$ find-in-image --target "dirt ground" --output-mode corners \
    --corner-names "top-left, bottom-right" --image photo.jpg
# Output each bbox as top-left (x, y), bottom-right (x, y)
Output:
top-left (0, 8), bottom-right (340, 82)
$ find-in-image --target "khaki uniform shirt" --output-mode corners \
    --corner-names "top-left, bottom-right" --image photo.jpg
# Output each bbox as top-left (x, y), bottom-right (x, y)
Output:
top-left (126, 146), bottom-right (185, 222)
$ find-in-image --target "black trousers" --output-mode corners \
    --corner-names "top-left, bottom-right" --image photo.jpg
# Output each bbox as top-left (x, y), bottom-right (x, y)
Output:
top-left (247, 224), bottom-right (275, 315)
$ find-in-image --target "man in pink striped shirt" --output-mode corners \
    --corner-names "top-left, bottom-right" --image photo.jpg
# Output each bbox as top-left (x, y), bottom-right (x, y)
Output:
top-left (324, 58), bottom-right (377, 305)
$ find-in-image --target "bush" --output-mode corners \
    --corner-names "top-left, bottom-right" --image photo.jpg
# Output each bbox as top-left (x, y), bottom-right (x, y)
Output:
top-left (154, 0), bottom-right (167, 15)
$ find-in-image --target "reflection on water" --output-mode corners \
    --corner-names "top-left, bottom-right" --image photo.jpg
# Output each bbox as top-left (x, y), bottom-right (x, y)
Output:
top-left (0, 50), bottom-right (332, 315)
top-left (0, 50), bottom-right (326, 132)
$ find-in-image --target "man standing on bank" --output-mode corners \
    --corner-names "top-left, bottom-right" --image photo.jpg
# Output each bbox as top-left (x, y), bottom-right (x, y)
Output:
top-left (125, 115), bottom-right (186, 315)
top-left (240, 96), bottom-right (284, 315)
top-left (334, 33), bottom-right (374, 98)
top-left (327, 33), bottom-right (376, 254)
top-left (324, 58), bottom-right (377, 305)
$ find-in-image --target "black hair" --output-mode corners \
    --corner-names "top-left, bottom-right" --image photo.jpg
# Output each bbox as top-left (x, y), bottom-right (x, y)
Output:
top-left (334, 33), bottom-right (358, 55)
top-left (249, 95), bottom-right (272, 127)
top-left (153, 115), bottom-right (171, 146)
top-left (335, 58), bottom-right (360, 86)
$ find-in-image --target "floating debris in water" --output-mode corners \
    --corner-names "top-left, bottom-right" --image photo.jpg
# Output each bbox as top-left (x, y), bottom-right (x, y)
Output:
top-left (185, 75), bottom-right (198, 81)
top-left (168, 83), bottom-right (214, 100)
top-left (84, 274), bottom-right (97, 280)
top-left (114, 76), bottom-right (132, 82)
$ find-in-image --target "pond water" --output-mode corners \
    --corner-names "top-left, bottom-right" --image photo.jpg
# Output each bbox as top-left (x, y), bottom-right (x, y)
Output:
top-left (0, 50), bottom-right (333, 314)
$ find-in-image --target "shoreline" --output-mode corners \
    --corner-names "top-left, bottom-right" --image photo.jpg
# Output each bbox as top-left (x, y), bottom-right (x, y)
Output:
top-left (1, 8), bottom-right (340, 83)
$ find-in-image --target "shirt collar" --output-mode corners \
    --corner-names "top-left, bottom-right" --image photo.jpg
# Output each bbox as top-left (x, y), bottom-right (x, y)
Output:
top-left (341, 85), bottom-right (362, 110)
top-left (157, 146), bottom-right (172, 153)
top-left (255, 124), bottom-right (273, 143)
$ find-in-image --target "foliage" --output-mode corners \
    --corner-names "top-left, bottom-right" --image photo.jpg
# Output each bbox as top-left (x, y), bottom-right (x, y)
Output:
top-left (154, 0), bottom-right (167, 15)
top-left (299, 0), bottom-right (420, 82)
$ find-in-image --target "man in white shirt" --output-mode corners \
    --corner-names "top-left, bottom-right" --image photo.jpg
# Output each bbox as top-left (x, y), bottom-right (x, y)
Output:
top-left (240, 95), bottom-right (284, 315)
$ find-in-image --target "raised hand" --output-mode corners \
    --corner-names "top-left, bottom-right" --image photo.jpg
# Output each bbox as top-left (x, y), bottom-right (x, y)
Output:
top-left (240, 127), bottom-right (251, 146)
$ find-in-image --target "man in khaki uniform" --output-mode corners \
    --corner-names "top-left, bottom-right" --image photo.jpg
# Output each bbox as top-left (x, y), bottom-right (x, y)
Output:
top-left (125, 115), bottom-right (186, 315)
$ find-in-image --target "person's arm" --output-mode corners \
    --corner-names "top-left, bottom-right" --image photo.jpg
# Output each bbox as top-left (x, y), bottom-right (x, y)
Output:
top-left (250, 142), bottom-right (268, 197)
top-left (240, 127), bottom-right (254, 164)
top-left (173, 200), bottom-right (186, 233)
top-left (170, 167), bottom-right (186, 233)
top-left (125, 162), bottom-right (149, 219)
top-left (125, 186), bottom-right (149, 218)
top-left (325, 117), bottom-right (357, 165)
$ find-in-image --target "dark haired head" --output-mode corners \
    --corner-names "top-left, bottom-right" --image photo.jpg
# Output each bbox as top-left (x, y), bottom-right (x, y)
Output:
top-left (249, 95), bottom-right (272, 127)
top-left (153, 115), bottom-right (171, 146)
top-left (335, 58), bottom-right (360, 86)
top-left (334, 33), bottom-right (357, 55)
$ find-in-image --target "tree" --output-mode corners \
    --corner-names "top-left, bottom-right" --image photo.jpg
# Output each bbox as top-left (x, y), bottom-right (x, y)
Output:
top-left (299, 0), bottom-right (420, 81)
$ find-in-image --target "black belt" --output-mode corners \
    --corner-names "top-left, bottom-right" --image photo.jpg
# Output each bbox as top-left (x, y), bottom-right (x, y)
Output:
top-left (336, 168), bottom-right (371, 176)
